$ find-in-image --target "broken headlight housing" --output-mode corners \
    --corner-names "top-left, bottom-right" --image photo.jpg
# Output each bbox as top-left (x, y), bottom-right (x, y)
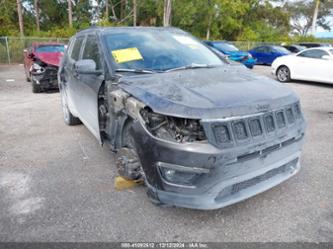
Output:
top-left (31, 62), bottom-right (46, 74)
top-left (140, 108), bottom-right (207, 143)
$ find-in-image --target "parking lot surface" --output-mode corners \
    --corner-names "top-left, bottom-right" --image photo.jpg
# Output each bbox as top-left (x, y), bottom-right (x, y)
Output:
top-left (0, 64), bottom-right (333, 242)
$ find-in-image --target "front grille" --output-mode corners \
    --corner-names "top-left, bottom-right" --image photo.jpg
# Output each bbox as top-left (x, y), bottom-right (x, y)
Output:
top-left (233, 121), bottom-right (248, 140)
top-left (231, 158), bottom-right (298, 194)
top-left (249, 119), bottom-right (262, 137)
top-left (264, 114), bottom-right (275, 133)
top-left (208, 103), bottom-right (301, 147)
top-left (213, 124), bottom-right (231, 144)
top-left (215, 158), bottom-right (299, 201)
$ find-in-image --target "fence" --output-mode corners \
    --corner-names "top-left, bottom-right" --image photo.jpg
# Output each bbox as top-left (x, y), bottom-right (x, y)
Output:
top-left (0, 36), bottom-right (69, 64)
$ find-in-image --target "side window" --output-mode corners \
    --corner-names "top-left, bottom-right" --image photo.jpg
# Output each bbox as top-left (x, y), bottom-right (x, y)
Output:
top-left (82, 35), bottom-right (102, 70)
top-left (266, 47), bottom-right (273, 53)
top-left (70, 37), bottom-right (84, 61)
top-left (298, 49), bottom-right (329, 59)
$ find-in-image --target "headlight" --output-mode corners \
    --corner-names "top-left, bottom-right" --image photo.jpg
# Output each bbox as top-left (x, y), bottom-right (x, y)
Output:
top-left (31, 63), bottom-right (45, 74)
top-left (140, 108), bottom-right (207, 143)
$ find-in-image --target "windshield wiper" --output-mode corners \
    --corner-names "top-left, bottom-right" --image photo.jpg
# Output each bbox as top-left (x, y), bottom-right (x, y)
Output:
top-left (115, 68), bottom-right (157, 74)
top-left (164, 63), bottom-right (215, 72)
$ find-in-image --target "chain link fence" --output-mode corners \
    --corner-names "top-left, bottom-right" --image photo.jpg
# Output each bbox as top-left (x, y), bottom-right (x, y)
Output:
top-left (0, 36), bottom-right (69, 64)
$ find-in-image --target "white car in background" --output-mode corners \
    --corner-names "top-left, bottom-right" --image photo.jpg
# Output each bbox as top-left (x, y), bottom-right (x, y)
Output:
top-left (272, 47), bottom-right (333, 84)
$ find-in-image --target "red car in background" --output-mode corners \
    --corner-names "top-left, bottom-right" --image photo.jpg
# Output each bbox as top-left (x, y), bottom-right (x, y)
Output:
top-left (23, 42), bottom-right (65, 93)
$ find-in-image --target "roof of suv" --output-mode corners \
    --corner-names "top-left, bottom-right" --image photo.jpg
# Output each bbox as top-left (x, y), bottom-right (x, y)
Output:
top-left (75, 26), bottom-right (185, 36)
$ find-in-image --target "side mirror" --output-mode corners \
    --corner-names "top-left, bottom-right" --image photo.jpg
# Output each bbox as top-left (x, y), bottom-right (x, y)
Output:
top-left (322, 55), bottom-right (331, 60)
top-left (75, 59), bottom-right (102, 75)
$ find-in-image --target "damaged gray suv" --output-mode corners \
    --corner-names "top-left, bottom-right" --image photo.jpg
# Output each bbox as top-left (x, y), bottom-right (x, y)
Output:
top-left (58, 27), bottom-right (306, 210)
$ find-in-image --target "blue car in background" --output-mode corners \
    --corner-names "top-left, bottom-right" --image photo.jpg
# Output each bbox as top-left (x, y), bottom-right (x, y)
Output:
top-left (248, 45), bottom-right (291, 65)
top-left (204, 41), bottom-right (256, 69)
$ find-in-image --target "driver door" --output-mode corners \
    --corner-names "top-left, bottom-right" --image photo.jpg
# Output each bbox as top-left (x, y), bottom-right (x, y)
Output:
top-left (73, 34), bottom-right (105, 143)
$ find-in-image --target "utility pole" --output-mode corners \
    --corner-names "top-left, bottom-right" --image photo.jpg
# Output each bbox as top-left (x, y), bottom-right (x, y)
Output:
top-left (311, 0), bottom-right (321, 35)
top-left (133, 0), bottom-right (137, 26)
top-left (34, 0), bottom-right (40, 32)
top-left (68, 0), bottom-right (73, 28)
top-left (16, 0), bottom-right (24, 36)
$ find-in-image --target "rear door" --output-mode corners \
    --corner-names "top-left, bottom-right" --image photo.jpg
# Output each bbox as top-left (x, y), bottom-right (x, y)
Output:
top-left (72, 33), bottom-right (105, 142)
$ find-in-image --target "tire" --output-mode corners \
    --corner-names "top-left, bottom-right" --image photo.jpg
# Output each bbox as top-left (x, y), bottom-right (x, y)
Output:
top-left (116, 120), bottom-right (142, 180)
top-left (61, 90), bottom-right (81, 125)
top-left (32, 79), bottom-right (41, 93)
top-left (276, 66), bottom-right (291, 83)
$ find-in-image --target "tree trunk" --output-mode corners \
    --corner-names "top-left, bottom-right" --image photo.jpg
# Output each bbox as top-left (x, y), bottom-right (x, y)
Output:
top-left (133, 0), bottom-right (137, 26)
top-left (163, 0), bottom-right (172, 27)
top-left (34, 0), bottom-right (40, 32)
top-left (206, 14), bottom-right (212, 40)
top-left (105, 0), bottom-right (109, 19)
top-left (16, 0), bottom-right (24, 36)
top-left (120, 0), bottom-right (125, 20)
top-left (68, 0), bottom-right (73, 28)
top-left (311, 0), bottom-right (320, 35)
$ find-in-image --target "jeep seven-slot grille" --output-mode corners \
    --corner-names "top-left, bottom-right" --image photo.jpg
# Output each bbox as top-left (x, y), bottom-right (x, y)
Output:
top-left (212, 103), bottom-right (302, 146)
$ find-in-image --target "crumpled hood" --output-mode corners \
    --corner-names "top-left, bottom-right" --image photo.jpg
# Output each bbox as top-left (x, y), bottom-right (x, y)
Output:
top-left (35, 52), bottom-right (63, 67)
top-left (119, 65), bottom-right (299, 119)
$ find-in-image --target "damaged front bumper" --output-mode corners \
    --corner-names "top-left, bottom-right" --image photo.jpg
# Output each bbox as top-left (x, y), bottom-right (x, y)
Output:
top-left (31, 66), bottom-right (59, 90)
top-left (131, 108), bottom-right (306, 210)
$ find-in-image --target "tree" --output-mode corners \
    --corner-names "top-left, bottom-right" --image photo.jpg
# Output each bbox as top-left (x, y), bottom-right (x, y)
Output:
top-left (68, 0), bottom-right (73, 28)
top-left (16, 0), bottom-right (24, 36)
top-left (163, 0), bottom-right (172, 26)
top-left (133, 0), bottom-right (137, 26)
top-left (34, 0), bottom-right (40, 32)
top-left (284, 0), bottom-right (333, 35)
top-left (105, 0), bottom-right (109, 19)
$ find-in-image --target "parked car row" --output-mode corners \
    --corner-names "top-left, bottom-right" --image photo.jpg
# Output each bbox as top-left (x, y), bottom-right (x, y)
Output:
top-left (23, 40), bottom-right (332, 93)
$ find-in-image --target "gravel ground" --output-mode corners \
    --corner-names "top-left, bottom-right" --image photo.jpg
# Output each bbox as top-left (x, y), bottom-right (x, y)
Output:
top-left (0, 64), bottom-right (332, 242)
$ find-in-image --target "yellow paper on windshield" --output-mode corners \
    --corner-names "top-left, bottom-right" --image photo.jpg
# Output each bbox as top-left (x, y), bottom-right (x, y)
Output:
top-left (111, 47), bottom-right (143, 64)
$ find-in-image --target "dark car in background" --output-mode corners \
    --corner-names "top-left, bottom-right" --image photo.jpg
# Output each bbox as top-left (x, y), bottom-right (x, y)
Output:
top-left (204, 41), bottom-right (256, 69)
top-left (299, 42), bottom-right (332, 48)
top-left (283, 45), bottom-right (306, 53)
top-left (23, 42), bottom-right (65, 93)
top-left (249, 45), bottom-right (291, 65)
top-left (58, 27), bottom-right (306, 210)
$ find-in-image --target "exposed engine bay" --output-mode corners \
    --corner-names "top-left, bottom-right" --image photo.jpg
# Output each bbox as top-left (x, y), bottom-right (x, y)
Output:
top-left (140, 108), bottom-right (207, 143)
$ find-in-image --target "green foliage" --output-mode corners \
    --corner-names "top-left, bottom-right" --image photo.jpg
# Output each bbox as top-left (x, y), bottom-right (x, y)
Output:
top-left (1, 0), bottom-right (333, 43)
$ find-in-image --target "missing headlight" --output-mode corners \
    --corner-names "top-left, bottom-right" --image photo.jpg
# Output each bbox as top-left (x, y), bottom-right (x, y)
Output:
top-left (31, 62), bottom-right (46, 74)
top-left (140, 108), bottom-right (206, 143)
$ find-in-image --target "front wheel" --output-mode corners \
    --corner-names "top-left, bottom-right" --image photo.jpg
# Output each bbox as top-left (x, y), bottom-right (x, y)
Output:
top-left (276, 66), bottom-right (291, 83)
top-left (61, 90), bottom-right (81, 125)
